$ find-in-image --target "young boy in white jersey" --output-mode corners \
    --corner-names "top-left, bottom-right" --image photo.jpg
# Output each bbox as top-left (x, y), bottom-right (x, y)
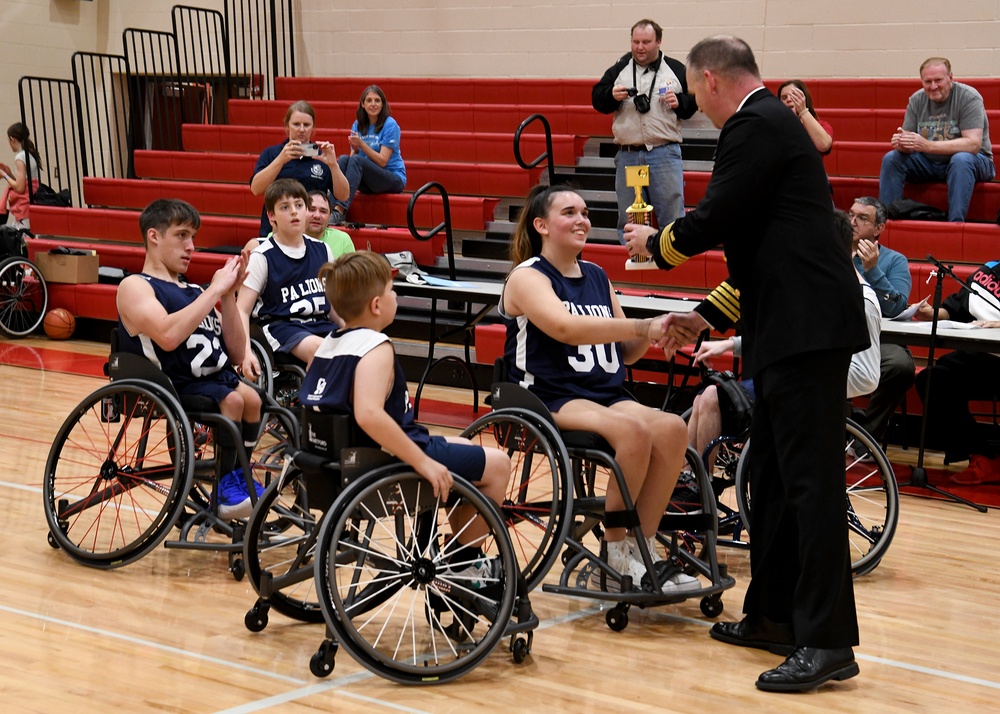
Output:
top-left (237, 179), bottom-right (340, 381)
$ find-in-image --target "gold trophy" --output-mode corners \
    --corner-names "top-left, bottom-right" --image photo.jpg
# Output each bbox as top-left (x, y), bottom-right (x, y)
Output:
top-left (623, 164), bottom-right (656, 270)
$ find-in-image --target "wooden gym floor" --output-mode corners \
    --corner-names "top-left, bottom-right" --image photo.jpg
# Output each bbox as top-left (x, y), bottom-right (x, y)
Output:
top-left (1, 336), bottom-right (998, 712)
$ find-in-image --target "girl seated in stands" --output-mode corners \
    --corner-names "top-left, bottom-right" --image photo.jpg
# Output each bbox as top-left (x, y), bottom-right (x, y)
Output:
top-left (1, 123), bottom-right (43, 229)
top-left (778, 79), bottom-right (834, 154)
top-left (499, 184), bottom-right (697, 594)
top-left (331, 85), bottom-right (406, 225)
top-left (250, 100), bottom-right (350, 236)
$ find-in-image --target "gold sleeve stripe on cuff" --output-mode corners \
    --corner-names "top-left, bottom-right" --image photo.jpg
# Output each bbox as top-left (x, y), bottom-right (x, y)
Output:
top-left (706, 282), bottom-right (740, 321)
top-left (657, 223), bottom-right (689, 267)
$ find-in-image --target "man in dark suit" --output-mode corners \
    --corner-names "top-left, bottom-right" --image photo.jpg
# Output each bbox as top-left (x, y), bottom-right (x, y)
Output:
top-left (625, 36), bottom-right (869, 693)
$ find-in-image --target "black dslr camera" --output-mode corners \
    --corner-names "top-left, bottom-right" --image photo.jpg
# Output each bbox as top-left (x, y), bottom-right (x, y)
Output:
top-left (628, 87), bottom-right (651, 114)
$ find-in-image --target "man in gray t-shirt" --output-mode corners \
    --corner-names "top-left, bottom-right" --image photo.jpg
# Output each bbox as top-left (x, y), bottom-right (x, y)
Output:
top-left (879, 57), bottom-right (995, 222)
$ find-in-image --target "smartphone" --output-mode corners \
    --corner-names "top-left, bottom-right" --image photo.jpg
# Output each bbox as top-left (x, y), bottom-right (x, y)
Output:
top-left (301, 142), bottom-right (320, 157)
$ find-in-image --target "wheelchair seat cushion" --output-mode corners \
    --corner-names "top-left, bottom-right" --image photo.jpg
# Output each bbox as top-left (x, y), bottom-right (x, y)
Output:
top-left (561, 430), bottom-right (615, 455)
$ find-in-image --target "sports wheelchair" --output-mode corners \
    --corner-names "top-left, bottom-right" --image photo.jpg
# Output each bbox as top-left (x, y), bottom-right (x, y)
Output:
top-left (242, 409), bottom-right (536, 684)
top-left (0, 226), bottom-right (47, 337)
top-left (684, 379), bottom-right (899, 577)
top-left (247, 322), bottom-right (307, 408)
top-left (466, 375), bottom-right (736, 630)
top-left (43, 342), bottom-right (299, 579)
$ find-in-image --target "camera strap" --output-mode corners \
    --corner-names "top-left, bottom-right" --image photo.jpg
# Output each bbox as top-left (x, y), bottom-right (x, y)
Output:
top-left (632, 58), bottom-right (659, 105)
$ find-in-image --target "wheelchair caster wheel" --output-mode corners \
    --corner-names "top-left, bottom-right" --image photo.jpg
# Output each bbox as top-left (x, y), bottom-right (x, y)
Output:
top-left (606, 606), bottom-right (629, 632)
top-left (47, 531), bottom-right (61, 549)
top-left (244, 602), bottom-right (269, 632)
top-left (310, 640), bottom-right (338, 678)
top-left (700, 595), bottom-right (724, 618)
top-left (511, 635), bottom-right (531, 664)
top-left (230, 556), bottom-right (245, 582)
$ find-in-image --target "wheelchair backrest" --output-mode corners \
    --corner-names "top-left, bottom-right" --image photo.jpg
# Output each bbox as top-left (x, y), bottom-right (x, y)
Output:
top-left (107, 350), bottom-right (181, 401)
top-left (299, 409), bottom-right (396, 511)
top-left (490, 358), bottom-right (559, 428)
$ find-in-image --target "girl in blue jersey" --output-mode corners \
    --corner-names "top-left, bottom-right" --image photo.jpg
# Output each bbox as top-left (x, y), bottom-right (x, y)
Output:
top-left (299, 251), bottom-right (509, 583)
top-left (331, 86), bottom-right (406, 224)
top-left (500, 185), bottom-right (696, 594)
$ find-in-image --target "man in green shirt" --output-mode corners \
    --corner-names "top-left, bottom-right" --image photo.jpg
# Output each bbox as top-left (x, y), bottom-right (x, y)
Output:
top-left (305, 189), bottom-right (355, 258)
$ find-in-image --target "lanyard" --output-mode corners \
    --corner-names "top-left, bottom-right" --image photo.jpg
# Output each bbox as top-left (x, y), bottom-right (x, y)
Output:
top-left (632, 57), bottom-right (659, 103)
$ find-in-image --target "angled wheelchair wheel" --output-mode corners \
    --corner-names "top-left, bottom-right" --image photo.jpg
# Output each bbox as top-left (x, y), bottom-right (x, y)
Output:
top-left (244, 469), bottom-right (324, 623)
top-left (248, 337), bottom-right (275, 398)
top-left (0, 256), bottom-right (48, 337)
top-left (43, 380), bottom-right (194, 567)
top-left (735, 418), bottom-right (899, 576)
top-left (314, 467), bottom-right (518, 684)
top-left (461, 409), bottom-right (572, 591)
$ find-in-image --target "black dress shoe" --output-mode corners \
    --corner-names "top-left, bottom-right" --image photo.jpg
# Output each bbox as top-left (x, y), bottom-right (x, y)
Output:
top-left (756, 646), bottom-right (859, 692)
top-left (709, 616), bottom-right (795, 655)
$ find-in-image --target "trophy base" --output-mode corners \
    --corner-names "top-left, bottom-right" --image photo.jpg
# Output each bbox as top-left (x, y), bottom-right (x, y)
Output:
top-left (625, 257), bottom-right (658, 271)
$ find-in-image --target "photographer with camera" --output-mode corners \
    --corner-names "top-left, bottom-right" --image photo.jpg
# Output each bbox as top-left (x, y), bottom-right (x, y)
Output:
top-left (250, 100), bottom-right (349, 236)
top-left (592, 19), bottom-right (697, 243)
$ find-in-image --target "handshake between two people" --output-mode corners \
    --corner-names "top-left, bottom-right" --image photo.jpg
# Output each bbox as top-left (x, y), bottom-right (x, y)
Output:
top-left (646, 311), bottom-right (711, 358)
top-left (623, 222), bottom-right (711, 356)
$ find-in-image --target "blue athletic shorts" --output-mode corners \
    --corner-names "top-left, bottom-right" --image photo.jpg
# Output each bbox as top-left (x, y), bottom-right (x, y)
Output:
top-left (263, 319), bottom-right (337, 354)
top-left (176, 367), bottom-right (240, 407)
top-left (423, 436), bottom-right (486, 483)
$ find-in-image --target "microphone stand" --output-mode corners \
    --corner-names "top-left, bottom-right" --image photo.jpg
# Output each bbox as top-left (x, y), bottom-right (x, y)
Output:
top-left (900, 255), bottom-right (989, 512)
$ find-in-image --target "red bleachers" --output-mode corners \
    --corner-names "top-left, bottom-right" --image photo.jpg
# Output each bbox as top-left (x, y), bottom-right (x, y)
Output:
top-left (827, 175), bottom-right (1000, 225)
top-left (275, 77), bottom-right (596, 107)
top-left (134, 150), bottom-right (543, 197)
top-left (822, 109), bottom-right (1000, 143)
top-left (31, 206), bottom-right (445, 264)
top-left (582, 243), bottom-right (726, 293)
top-left (762, 78), bottom-right (1000, 110)
top-left (181, 125), bottom-right (584, 166)
top-left (227, 99), bottom-right (612, 137)
top-left (81, 177), bottom-right (499, 231)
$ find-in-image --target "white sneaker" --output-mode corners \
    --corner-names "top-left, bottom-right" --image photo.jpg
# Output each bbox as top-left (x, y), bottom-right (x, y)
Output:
top-left (626, 533), bottom-right (663, 565)
top-left (591, 539), bottom-right (647, 592)
top-left (659, 571), bottom-right (701, 594)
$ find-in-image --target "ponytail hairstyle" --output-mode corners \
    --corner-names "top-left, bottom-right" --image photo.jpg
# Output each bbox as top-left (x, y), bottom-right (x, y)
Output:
top-left (509, 184), bottom-right (578, 268)
top-left (7, 122), bottom-right (42, 171)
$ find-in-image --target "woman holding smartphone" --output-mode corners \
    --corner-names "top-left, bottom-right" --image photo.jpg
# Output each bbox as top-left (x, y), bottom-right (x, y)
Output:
top-left (250, 100), bottom-right (349, 236)
top-left (331, 85), bottom-right (406, 225)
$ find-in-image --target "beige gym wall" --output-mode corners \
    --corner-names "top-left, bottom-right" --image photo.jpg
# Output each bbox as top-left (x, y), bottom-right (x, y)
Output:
top-left (2, 0), bottom-right (998, 123)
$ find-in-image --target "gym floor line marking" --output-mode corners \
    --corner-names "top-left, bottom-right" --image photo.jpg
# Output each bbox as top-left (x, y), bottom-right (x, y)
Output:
top-left (0, 593), bottom-right (606, 713)
top-left (0, 603), bottom-right (304, 685)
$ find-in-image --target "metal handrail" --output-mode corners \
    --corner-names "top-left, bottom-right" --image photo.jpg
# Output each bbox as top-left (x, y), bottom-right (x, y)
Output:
top-left (513, 113), bottom-right (555, 186)
top-left (406, 181), bottom-right (456, 281)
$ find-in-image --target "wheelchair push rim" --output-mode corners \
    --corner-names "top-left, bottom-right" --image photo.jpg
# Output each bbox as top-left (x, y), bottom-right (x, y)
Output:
top-left (0, 256), bottom-right (47, 337)
top-left (314, 468), bottom-right (519, 684)
top-left (43, 380), bottom-right (194, 567)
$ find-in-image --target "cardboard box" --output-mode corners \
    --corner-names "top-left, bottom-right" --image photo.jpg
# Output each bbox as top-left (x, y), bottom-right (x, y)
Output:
top-left (35, 251), bottom-right (100, 284)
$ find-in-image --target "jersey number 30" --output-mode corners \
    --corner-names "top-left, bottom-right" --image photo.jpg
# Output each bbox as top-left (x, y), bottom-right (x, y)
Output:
top-left (567, 343), bottom-right (620, 374)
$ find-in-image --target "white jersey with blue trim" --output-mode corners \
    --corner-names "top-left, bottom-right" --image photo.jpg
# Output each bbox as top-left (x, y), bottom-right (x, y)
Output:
top-left (500, 256), bottom-right (626, 408)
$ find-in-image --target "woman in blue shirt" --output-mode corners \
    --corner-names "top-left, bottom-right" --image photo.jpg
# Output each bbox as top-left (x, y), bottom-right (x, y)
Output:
top-left (331, 85), bottom-right (407, 224)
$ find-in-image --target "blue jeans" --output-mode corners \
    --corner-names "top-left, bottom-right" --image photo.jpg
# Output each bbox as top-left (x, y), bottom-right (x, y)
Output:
top-left (879, 149), bottom-right (995, 222)
top-left (335, 153), bottom-right (406, 214)
top-left (614, 142), bottom-right (684, 243)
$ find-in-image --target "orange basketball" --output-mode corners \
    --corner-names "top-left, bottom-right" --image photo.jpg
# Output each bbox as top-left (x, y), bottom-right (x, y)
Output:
top-left (43, 308), bottom-right (76, 340)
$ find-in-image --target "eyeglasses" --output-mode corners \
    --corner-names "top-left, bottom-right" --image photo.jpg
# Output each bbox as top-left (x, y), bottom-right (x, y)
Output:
top-left (847, 212), bottom-right (874, 225)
